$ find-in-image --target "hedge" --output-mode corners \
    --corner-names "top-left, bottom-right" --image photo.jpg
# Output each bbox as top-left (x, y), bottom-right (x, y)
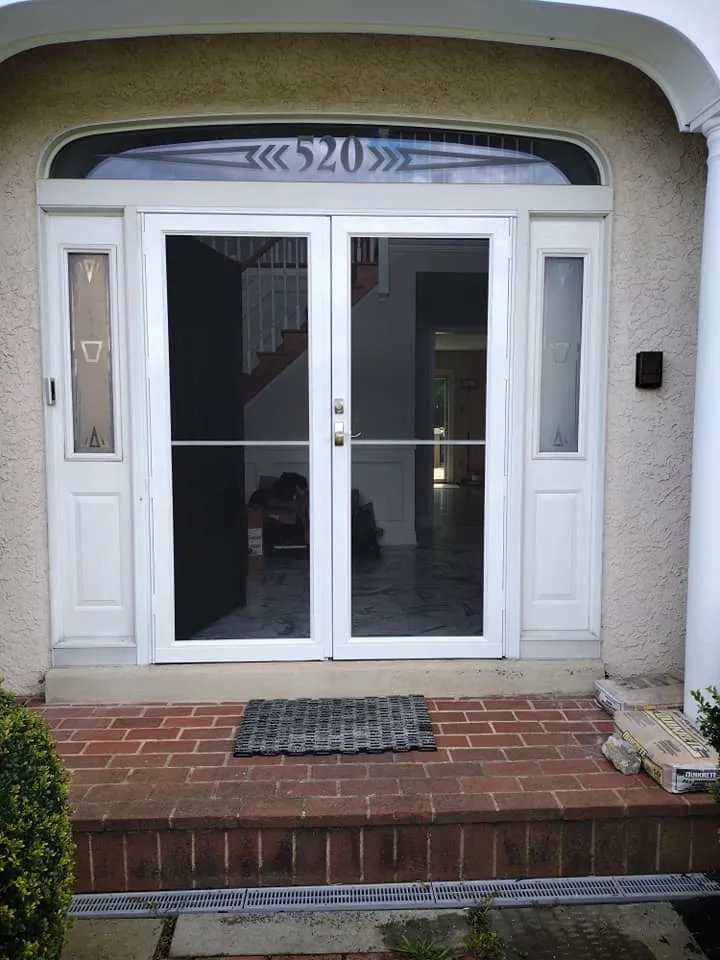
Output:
top-left (0, 685), bottom-right (74, 959)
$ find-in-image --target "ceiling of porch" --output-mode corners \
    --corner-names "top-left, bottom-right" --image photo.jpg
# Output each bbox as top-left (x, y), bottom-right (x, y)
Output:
top-left (0, 0), bottom-right (718, 132)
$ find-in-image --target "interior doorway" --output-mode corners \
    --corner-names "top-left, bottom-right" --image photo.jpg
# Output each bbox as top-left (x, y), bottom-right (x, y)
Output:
top-left (433, 375), bottom-right (450, 484)
top-left (143, 213), bottom-right (511, 662)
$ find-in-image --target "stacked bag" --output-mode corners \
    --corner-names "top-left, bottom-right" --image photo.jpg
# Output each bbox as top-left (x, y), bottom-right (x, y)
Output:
top-left (596, 674), bottom-right (719, 794)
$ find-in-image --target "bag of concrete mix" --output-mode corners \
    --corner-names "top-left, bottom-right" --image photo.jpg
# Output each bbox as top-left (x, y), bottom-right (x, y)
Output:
top-left (614, 708), bottom-right (719, 793)
top-left (595, 674), bottom-right (683, 716)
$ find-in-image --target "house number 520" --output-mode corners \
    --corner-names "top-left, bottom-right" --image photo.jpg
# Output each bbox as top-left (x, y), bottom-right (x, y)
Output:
top-left (296, 136), bottom-right (365, 174)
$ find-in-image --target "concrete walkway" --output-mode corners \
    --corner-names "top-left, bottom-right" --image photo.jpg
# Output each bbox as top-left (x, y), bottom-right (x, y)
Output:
top-left (61, 901), bottom-right (718, 960)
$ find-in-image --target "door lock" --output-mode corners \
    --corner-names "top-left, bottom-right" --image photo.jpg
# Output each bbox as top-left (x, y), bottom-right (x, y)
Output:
top-left (334, 421), bottom-right (345, 446)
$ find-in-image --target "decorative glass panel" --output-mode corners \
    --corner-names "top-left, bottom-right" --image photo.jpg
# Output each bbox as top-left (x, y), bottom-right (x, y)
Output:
top-left (68, 252), bottom-right (115, 454)
top-left (50, 124), bottom-right (601, 185)
top-left (538, 257), bottom-right (584, 453)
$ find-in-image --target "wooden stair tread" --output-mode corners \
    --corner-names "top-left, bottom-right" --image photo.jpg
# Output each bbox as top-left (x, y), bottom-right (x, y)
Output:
top-left (244, 328), bottom-right (309, 402)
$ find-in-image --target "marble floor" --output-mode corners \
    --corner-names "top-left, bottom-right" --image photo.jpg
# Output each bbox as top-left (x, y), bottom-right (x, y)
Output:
top-left (191, 486), bottom-right (484, 642)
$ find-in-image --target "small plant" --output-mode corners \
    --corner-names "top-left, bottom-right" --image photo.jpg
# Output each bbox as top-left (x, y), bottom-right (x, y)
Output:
top-left (692, 686), bottom-right (720, 803)
top-left (0, 684), bottom-right (75, 959)
top-left (391, 901), bottom-right (508, 960)
top-left (464, 901), bottom-right (508, 960)
top-left (393, 935), bottom-right (457, 960)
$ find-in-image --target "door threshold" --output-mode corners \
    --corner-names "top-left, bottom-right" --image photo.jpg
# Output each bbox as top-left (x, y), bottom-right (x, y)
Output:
top-left (45, 658), bottom-right (603, 703)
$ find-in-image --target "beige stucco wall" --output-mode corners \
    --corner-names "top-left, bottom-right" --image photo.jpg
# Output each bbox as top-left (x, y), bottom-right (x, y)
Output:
top-left (0, 34), bottom-right (706, 693)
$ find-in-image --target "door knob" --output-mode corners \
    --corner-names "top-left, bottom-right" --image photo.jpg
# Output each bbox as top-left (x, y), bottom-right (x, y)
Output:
top-left (334, 421), bottom-right (345, 446)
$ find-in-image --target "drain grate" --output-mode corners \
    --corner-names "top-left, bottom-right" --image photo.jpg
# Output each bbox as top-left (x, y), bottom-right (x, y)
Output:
top-left (615, 874), bottom-right (719, 898)
top-left (434, 877), bottom-right (621, 906)
top-left (244, 883), bottom-right (435, 911)
top-left (70, 874), bottom-right (720, 919)
top-left (70, 888), bottom-right (246, 917)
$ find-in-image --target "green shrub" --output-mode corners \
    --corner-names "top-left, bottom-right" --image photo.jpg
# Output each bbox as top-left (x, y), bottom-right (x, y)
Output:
top-left (692, 685), bottom-right (720, 803)
top-left (0, 685), bottom-right (75, 959)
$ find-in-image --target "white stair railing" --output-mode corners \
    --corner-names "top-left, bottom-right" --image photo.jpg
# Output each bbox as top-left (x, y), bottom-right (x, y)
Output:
top-left (240, 237), bottom-right (308, 373)
top-left (200, 235), bottom-right (378, 376)
top-left (199, 235), bottom-right (308, 374)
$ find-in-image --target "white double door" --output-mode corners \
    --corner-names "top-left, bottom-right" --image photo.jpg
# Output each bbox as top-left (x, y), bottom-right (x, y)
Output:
top-left (144, 212), bottom-right (511, 662)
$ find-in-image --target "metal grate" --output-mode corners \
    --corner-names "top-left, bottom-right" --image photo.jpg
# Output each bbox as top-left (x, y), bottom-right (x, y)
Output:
top-left (244, 883), bottom-right (435, 911)
top-left (615, 873), bottom-right (720, 897)
top-left (70, 888), bottom-right (246, 917)
top-left (70, 874), bottom-right (720, 919)
top-left (434, 877), bottom-right (620, 906)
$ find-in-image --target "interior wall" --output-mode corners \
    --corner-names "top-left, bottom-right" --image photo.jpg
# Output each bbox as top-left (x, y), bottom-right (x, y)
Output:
top-left (416, 271), bottom-right (489, 523)
top-left (0, 33), bottom-right (706, 689)
top-left (245, 360), bottom-right (308, 446)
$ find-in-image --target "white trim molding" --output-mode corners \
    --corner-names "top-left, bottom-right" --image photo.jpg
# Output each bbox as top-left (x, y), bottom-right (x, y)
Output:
top-left (683, 116), bottom-right (720, 719)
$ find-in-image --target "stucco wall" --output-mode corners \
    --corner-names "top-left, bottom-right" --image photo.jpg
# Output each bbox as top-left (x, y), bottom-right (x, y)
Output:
top-left (0, 34), bottom-right (706, 692)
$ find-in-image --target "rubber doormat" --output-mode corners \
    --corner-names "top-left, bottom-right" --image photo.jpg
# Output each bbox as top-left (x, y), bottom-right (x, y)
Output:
top-left (233, 695), bottom-right (437, 756)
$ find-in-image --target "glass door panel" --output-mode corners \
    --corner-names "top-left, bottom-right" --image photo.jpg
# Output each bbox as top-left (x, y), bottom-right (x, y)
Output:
top-left (146, 216), bottom-right (331, 662)
top-left (166, 234), bottom-right (309, 642)
top-left (331, 217), bottom-right (510, 659)
top-left (350, 444), bottom-right (485, 638)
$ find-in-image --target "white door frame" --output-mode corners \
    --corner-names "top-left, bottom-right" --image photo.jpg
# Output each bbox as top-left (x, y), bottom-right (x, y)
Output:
top-left (330, 216), bottom-right (511, 659)
top-left (39, 181), bottom-right (613, 668)
top-left (141, 210), bottom-right (512, 663)
top-left (142, 212), bottom-right (333, 663)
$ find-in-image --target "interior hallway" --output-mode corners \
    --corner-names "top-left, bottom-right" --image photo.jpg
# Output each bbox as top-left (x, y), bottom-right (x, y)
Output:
top-left (192, 485), bottom-right (484, 641)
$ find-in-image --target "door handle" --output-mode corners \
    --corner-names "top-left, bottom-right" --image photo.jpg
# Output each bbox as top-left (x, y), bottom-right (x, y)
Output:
top-left (43, 378), bottom-right (57, 406)
top-left (334, 423), bottom-right (362, 446)
top-left (335, 420), bottom-right (362, 447)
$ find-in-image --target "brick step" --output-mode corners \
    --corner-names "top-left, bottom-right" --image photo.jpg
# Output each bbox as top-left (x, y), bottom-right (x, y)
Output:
top-left (32, 696), bottom-right (720, 893)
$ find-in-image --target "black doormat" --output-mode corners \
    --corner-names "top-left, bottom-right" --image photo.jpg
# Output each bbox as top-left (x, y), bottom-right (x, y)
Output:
top-left (233, 695), bottom-right (437, 757)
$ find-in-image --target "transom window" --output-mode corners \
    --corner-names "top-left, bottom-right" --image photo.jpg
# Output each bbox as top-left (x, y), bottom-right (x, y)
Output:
top-left (50, 123), bottom-right (602, 185)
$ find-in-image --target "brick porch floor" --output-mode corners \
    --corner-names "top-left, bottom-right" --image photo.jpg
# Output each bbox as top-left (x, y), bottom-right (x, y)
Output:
top-left (32, 697), bottom-right (720, 893)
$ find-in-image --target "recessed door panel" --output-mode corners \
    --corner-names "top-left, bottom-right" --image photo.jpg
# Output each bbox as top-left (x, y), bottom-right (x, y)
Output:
top-left (72, 494), bottom-right (124, 607)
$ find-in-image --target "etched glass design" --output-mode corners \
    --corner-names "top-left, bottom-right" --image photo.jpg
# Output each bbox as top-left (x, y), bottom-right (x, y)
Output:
top-left (538, 257), bottom-right (584, 453)
top-left (68, 252), bottom-right (115, 454)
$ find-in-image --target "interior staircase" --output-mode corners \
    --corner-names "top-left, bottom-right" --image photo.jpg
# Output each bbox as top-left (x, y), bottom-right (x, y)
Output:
top-left (243, 327), bottom-right (309, 403)
top-left (243, 260), bottom-right (381, 402)
top-left (202, 235), bottom-right (381, 403)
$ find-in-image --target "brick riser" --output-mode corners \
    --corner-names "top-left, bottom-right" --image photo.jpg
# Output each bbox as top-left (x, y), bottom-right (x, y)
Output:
top-left (75, 815), bottom-right (720, 893)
